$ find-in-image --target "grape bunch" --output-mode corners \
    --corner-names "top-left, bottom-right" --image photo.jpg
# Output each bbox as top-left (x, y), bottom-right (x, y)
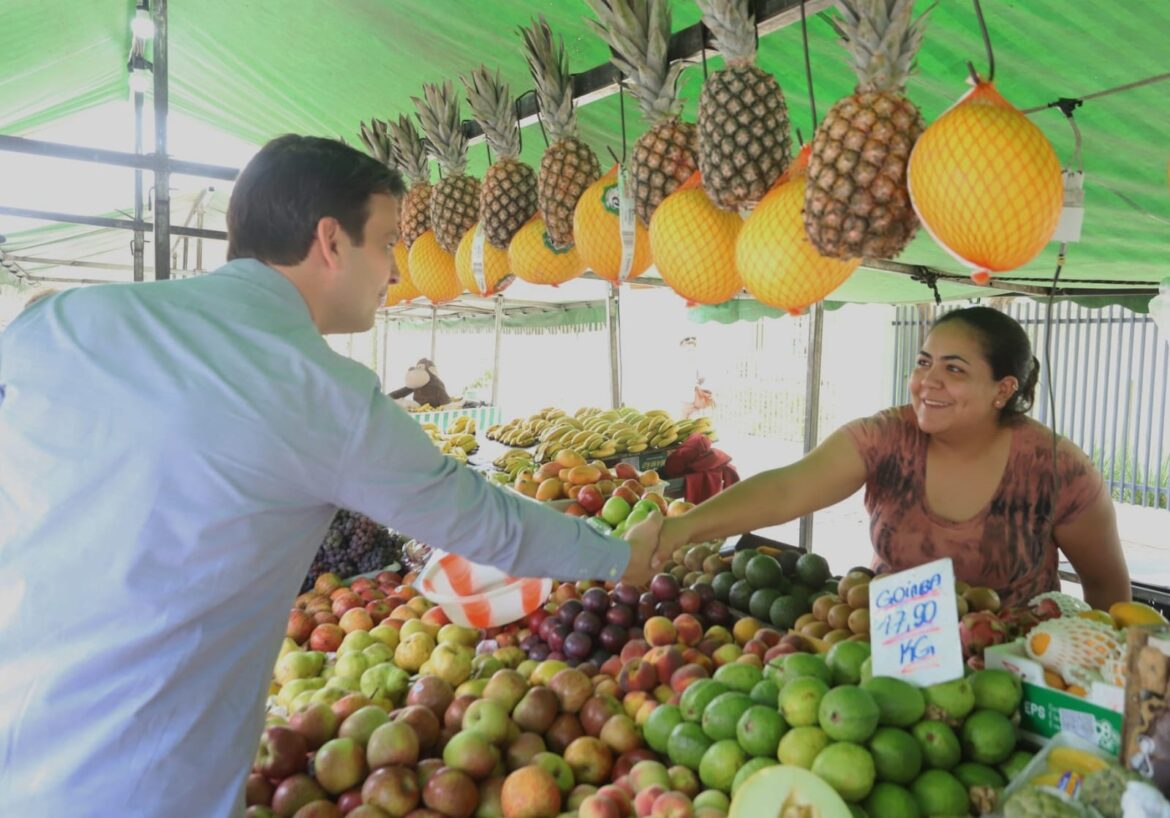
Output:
top-left (301, 510), bottom-right (406, 591)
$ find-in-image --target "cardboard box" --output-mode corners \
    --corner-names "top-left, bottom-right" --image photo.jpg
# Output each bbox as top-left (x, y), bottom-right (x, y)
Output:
top-left (985, 640), bottom-right (1125, 756)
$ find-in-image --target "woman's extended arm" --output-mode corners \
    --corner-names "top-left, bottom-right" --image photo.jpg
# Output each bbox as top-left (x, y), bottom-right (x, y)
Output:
top-left (654, 427), bottom-right (868, 567)
top-left (1055, 488), bottom-right (1131, 610)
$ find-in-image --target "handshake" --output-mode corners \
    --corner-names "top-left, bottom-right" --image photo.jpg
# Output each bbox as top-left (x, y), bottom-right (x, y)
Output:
top-left (618, 511), bottom-right (688, 586)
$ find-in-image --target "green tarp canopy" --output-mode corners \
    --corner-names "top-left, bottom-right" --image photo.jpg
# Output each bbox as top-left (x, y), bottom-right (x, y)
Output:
top-left (1, 0), bottom-right (1168, 312)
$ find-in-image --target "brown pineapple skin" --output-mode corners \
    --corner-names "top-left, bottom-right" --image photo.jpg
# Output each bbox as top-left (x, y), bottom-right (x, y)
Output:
top-left (539, 137), bottom-right (601, 249)
top-left (402, 184), bottom-right (432, 248)
top-left (804, 91), bottom-right (925, 261)
top-left (430, 175), bottom-right (481, 254)
top-left (481, 159), bottom-right (539, 250)
top-left (697, 64), bottom-right (792, 211)
top-left (631, 118), bottom-right (699, 227)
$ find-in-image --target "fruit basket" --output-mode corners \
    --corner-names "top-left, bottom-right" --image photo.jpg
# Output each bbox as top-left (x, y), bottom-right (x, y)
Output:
top-left (415, 549), bottom-right (552, 629)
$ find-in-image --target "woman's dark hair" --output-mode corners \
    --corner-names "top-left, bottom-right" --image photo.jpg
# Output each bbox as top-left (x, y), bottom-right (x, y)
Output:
top-left (227, 135), bottom-right (405, 265)
top-left (932, 306), bottom-right (1039, 417)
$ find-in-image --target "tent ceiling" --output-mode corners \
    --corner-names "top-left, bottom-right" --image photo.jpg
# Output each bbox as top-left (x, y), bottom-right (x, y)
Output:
top-left (1, 1), bottom-right (1168, 308)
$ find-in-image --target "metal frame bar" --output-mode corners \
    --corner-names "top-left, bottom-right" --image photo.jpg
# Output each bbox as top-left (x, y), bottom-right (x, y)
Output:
top-left (798, 303), bottom-right (825, 552)
top-left (0, 205), bottom-right (225, 240)
top-left (152, 0), bottom-right (170, 279)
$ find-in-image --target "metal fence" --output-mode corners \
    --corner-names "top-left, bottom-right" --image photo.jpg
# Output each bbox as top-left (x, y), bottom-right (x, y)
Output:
top-left (892, 300), bottom-right (1169, 510)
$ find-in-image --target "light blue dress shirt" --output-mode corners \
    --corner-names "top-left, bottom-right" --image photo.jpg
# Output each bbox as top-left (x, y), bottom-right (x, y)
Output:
top-left (0, 259), bottom-right (629, 817)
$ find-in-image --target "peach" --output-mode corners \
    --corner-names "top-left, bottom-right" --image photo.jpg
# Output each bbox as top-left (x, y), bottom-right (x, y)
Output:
top-left (339, 608), bottom-right (375, 634)
top-left (642, 618), bottom-right (677, 649)
top-left (712, 643), bottom-right (742, 667)
top-left (651, 791), bottom-right (694, 818)
top-left (754, 628), bottom-right (782, 648)
top-left (669, 664), bottom-right (708, 695)
top-left (621, 691), bottom-right (651, 720)
top-left (614, 751), bottom-right (660, 781)
top-left (667, 767), bottom-right (699, 798)
top-left (618, 660), bottom-right (657, 694)
top-left (580, 794), bottom-right (624, 818)
top-left (644, 646), bottom-right (685, 686)
top-left (680, 650), bottom-right (713, 672)
top-left (634, 786), bottom-right (666, 818)
top-left (741, 639), bottom-right (767, 660)
top-left (635, 699), bottom-right (659, 727)
top-left (599, 656), bottom-right (624, 679)
top-left (613, 776), bottom-right (635, 798)
top-left (764, 644), bottom-right (797, 663)
top-left (736, 654), bottom-right (763, 669)
top-left (569, 785), bottom-right (600, 810)
top-left (620, 640), bottom-right (650, 663)
top-left (596, 786), bottom-right (634, 817)
top-left (672, 615), bottom-right (703, 647)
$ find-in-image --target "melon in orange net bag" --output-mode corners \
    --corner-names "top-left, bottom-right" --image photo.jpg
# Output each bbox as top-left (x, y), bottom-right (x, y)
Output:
top-left (908, 80), bottom-right (1063, 284)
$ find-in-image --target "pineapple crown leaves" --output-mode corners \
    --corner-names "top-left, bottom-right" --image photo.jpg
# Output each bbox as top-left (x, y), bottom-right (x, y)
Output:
top-left (582, 0), bottom-right (686, 122)
top-left (358, 118), bottom-right (397, 167)
top-left (832, 0), bottom-right (931, 93)
top-left (461, 66), bottom-right (522, 161)
top-left (520, 16), bottom-right (580, 141)
top-left (411, 81), bottom-right (470, 176)
top-left (386, 114), bottom-right (430, 185)
top-left (694, 0), bottom-right (758, 67)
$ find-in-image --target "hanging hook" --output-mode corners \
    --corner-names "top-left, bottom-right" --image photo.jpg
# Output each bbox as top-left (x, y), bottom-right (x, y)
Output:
top-left (699, 22), bottom-right (709, 81)
top-left (966, 0), bottom-right (995, 84)
top-left (617, 78), bottom-right (628, 164)
top-left (517, 89), bottom-right (549, 149)
top-left (800, 0), bottom-right (818, 130)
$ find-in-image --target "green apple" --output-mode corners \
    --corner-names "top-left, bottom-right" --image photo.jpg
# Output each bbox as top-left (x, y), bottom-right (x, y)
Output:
top-left (601, 496), bottom-right (632, 526)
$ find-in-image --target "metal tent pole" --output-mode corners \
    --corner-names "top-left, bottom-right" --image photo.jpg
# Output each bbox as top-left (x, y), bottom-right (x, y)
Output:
top-left (798, 303), bottom-right (825, 552)
top-left (430, 305), bottom-right (438, 361)
top-left (606, 285), bottom-right (623, 409)
top-left (492, 294), bottom-right (504, 406)
top-left (132, 90), bottom-right (145, 282)
top-left (152, 0), bottom-right (170, 280)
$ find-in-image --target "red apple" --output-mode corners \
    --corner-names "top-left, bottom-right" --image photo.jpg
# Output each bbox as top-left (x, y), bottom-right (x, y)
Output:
top-left (291, 801), bottom-right (344, 818)
top-left (254, 726), bottom-right (308, 779)
top-left (310, 624), bottom-right (345, 652)
top-left (314, 737), bottom-right (368, 795)
top-left (363, 765), bottom-right (421, 816)
top-left (289, 702), bottom-right (340, 751)
top-left (246, 773), bottom-right (274, 807)
top-left (272, 774), bottom-right (326, 818)
top-left (577, 485), bottom-right (605, 516)
top-left (614, 463), bottom-right (639, 481)
top-left (287, 609), bottom-right (315, 644)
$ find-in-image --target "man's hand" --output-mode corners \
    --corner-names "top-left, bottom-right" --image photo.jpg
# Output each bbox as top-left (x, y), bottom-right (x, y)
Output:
top-left (621, 511), bottom-right (665, 586)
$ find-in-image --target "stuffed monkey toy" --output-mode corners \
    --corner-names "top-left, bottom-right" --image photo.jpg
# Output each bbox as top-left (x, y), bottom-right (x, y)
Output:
top-left (388, 358), bottom-right (451, 408)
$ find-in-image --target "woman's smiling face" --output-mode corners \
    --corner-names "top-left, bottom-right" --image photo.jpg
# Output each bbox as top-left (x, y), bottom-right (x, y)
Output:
top-left (909, 321), bottom-right (1019, 435)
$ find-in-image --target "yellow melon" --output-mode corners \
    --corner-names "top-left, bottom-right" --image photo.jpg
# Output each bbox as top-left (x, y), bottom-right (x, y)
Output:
top-left (572, 170), bottom-right (653, 282)
top-left (408, 230), bottom-right (463, 303)
top-left (649, 183), bottom-right (742, 305)
top-left (736, 149), bottom-right (861, 315)
top-left (908, 81), bottom-right (1063, 283)
top-left (384, 240), bottom-right (421, 306)
top-left (508, 217), bottom-right (585, 286)
top-left (455, 224), bottom-right (514, 296)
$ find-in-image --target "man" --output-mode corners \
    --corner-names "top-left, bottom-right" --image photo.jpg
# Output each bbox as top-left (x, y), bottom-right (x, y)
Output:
top-left (0, 135), bottom-right (660, 817)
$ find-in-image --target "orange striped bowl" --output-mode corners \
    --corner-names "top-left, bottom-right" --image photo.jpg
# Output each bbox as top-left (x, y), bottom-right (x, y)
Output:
top-left (415, 549), bottom-right (553, 629)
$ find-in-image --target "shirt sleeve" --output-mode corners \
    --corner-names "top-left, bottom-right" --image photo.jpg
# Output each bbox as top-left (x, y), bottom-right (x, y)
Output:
top-left (1053, 438), bottom-right (1106, 526)
top-left (843, 408), bottom-right (903, 474)
top-left (331, 384), bottom-right (631, 582)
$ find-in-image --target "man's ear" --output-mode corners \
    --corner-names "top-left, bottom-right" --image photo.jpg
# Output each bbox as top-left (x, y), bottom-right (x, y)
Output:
top-left (316, 217), bottom-right (344, 271)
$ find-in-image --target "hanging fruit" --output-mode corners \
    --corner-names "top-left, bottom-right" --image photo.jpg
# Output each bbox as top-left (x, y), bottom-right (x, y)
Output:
top-left (413, 82), bottom-right (480, 257)
top-left (650, 174), bottom-right (743, 305)
top-left (737, 147), bottom-right (862, 315)
top-left (804, 0), bottom-right (930, 261)
top-left (908, 80), bottom-right (1063, 283)
top-left (384, 241), bottom-right (421, 306)
top-left (572, 168), bottom-right (653, 283)
top-left (695, 0), bottom-right (791, 211)
top-left (584, 0), bottom-right (698, 226)
top-left (455, 225), bottom-right (514, 296)
top-left (408, 230), bottom-right (463, 303)
top-left (520, 16), bottom-right (602, 250)
top-left (508, 217), bottom-right (585, 285)
top-left (462, 67), bottom-right (539, 250)
top-left (385, 115), bottom-right (434, 249)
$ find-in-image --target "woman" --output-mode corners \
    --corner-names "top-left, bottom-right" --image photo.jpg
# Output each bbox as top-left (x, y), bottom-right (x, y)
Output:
top-left (657, 307), bottom-right (1131, 610)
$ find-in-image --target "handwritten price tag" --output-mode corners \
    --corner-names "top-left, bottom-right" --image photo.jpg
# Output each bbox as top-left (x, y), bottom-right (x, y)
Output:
top-left (869, 558), bottom-right (964, 687)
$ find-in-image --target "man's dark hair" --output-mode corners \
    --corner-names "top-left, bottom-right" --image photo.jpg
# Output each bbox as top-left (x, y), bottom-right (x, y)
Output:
top-left (227, 135), bottom-right (405, 265)
top-left (933, 306), bottom-right (1040, 418)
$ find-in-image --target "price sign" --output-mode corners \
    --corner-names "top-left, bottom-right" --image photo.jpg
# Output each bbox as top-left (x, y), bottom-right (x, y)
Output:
top-left (471, 224), bottom-right (487, 295)
top-left (869, 558), bottom-right (964, 687)
top-left (617, 165), bottom-right (637, 282)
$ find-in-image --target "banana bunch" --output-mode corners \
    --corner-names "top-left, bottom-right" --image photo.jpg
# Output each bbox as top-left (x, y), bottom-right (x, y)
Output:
top-left (532, 407), bottom-right (692, 464)
top-left (419, 421), bottom-right (478, 461)
top-left (484, 407), bottom-right (566, 447)
top-left (448, 415), bottom-right (477, 436)
top-left (674, 415), bottom-right (715, 441)
top-left (491, 448), bottom-right (536, 479)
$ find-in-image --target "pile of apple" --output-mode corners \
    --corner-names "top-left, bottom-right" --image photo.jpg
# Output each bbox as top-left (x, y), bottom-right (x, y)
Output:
top-left (249, 660), bottom-right (741, 818)
top-left (288, 571), bottom-right (440, 652)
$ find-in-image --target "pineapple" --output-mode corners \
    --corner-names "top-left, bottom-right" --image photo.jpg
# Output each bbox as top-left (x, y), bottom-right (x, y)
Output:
top-left (520, 16), bottom-right (602, 249)
top-left (461, 67), bottom-right (539, 250)
top-left (584, 0), bottom-right (698, 227)
top-left (385, 114), bottom-right (433, 248)
top-left (413, 82), bottom-right (481, 254)
top-left (695, 0), bottom-right (791, 211)
top-left (358, 118), bottom-right (397, 168)
top-left (804, 0), bottom-right (930, 260)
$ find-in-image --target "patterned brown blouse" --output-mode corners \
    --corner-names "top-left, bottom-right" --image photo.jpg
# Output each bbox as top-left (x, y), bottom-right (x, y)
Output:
top-left (844, 406), bottom-right (1104, 607)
